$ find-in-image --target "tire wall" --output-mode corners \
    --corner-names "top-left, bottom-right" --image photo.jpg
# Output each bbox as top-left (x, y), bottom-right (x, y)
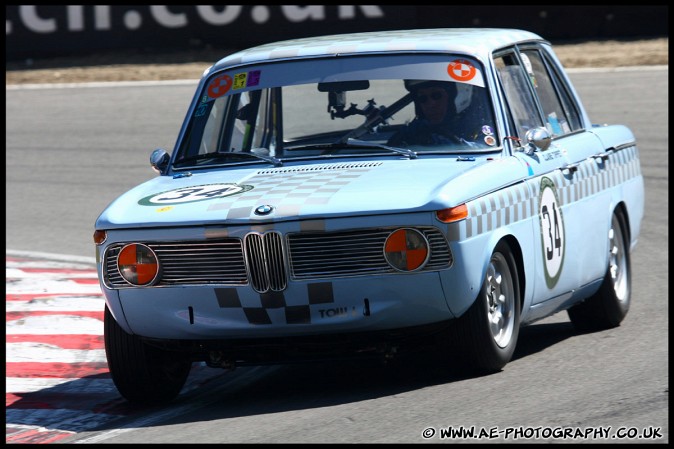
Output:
top-left (5, 5), bottom-right (668, 62)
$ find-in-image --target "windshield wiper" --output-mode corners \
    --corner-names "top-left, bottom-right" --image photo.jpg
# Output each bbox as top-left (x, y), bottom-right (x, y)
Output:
top-left (175, 151), bottom-right (283, 167)
top-left (343, 138), bottom-right (418, 159)
top-left (287, 139), bottom-right (417, 159)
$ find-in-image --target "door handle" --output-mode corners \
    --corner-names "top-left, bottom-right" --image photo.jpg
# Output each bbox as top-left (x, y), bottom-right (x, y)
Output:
top-left (561, 163), bottom-right (579, 174)
top-left (592, 152), bottom-right (610, 162)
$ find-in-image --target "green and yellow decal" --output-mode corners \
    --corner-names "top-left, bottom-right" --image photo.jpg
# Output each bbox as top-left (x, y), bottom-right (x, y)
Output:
top-left (138, 183), bottom-right (253, 206)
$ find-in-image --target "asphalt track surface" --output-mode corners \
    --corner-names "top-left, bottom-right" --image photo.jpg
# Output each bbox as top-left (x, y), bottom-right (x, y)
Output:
top-left (5, 67), bottom-right (669, 443)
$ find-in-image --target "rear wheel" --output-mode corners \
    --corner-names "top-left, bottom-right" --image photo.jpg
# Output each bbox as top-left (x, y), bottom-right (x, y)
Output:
top-left (568, 210), bottom-right (631, 332)
top-left (104, 306), bottom-right (192, 404)
top-left (453, 240), bottom-right (521, 372)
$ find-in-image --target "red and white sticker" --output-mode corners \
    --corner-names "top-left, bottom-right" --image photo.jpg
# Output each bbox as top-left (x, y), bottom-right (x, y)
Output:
top-left (207, 74), bottom-right (233, 99)
top-left (447, 59), bottom-right (476, 82)
top-left (484, 135), bottom-right (496, 146)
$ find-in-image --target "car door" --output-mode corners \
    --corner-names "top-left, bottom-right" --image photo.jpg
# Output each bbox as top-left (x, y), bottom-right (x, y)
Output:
top-left (493, 46), bottom-right (605, 307)
top-left (519, 46), bottom-right (611, 291)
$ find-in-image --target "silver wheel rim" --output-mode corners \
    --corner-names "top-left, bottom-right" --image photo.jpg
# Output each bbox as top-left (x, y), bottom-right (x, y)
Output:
top-left (609, 215), bottom-right (628, 302)
top-left (485, 253), bottom-right (515, 348)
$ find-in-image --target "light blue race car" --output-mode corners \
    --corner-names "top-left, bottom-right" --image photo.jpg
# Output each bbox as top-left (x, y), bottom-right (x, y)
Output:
top-left (94, 28), bottom-right (644, 404)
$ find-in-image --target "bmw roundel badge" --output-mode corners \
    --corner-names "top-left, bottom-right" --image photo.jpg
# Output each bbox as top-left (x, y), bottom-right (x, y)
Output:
top-left (254, 204), bottom-right (274, 215)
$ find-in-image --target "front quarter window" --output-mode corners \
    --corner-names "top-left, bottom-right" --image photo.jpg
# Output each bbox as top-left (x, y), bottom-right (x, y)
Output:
top-left (520, 49), bottom-right (582, 135)
top-left (494, 52), bottom-right (545, 139)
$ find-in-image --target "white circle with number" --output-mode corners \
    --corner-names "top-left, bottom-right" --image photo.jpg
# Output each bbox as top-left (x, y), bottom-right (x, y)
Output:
top-left (138, 183), bottom-right (253, 205)
top-left (538, 177), bottom-right (565, 288)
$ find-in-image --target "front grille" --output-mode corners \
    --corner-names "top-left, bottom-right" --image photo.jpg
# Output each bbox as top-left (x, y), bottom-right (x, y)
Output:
top-left (287, 227), bottom-right (452, 279)
top-left (102, 226), bottom-right (452, 289)
top-left (244, 232), bottom-right (287, 292)
top-left (103, 240), bottom-right (247, 288)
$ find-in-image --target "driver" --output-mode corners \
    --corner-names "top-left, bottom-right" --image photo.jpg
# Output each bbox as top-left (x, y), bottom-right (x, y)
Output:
top-left (388, 79), bottom-right (477, 147)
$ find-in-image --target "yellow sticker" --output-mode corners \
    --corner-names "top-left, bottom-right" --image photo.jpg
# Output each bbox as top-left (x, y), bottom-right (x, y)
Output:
top-left (233, 73), bottom-right (247, 89)
top-left (156, 206), bottom-right (174, 213)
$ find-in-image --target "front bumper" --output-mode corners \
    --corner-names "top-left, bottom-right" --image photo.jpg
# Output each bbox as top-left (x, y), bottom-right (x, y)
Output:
top-left (111, 271), bottom-right (454, 339)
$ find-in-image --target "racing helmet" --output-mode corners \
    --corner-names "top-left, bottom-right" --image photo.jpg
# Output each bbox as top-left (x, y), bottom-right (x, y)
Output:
top-left (403, 79), bottom-right (458, 117)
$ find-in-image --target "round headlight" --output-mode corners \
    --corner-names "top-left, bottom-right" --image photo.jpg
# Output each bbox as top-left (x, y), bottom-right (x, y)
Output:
top-left (384, 228), bottom-right (429, 272)
top-left (117, 243), bottom-right (160, 286)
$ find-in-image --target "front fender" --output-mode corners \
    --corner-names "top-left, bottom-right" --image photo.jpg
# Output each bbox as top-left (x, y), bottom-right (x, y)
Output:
top-left (441, 228), bottom-right (523, 318)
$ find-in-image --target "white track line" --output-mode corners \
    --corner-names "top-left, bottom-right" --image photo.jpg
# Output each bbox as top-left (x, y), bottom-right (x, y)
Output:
top-left (6, 377), bottom-right (115, 394)
top-left (7, 315), bottom-right (104, 335)
top-left (6, 343), bottom-right (107, 363)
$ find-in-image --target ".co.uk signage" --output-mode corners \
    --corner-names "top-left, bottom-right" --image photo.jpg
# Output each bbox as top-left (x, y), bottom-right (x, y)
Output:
top-left (6, 5), bottom-right (412, 61)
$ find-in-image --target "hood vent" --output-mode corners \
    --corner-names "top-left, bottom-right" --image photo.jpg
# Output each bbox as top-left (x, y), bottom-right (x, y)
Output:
top-left (256, 162), bottom-right (382, 175)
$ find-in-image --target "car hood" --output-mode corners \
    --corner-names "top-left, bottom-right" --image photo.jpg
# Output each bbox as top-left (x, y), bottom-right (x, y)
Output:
top-left (96, 157), bottom-right (526, 229)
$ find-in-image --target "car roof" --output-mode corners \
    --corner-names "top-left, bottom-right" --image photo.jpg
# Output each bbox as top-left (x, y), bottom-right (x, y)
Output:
top-left (212, 28), bottom-right (545, 69)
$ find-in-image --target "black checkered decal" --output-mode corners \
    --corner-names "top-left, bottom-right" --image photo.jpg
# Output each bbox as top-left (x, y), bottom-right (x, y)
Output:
top-left (446, 145), bottom-right (641, 240)
top-left (215, 281), bottom-right (335, 325)
top-left (207, 163), bottom-right (382, 218)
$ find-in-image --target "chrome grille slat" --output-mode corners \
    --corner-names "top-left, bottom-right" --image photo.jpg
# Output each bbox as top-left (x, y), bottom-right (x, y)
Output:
top-left (266, 233), bottom-right (286, 291)
top-left (158, 256), bottom-right (244, 262)
top-left (245, 234), bottom-right (267, 292)
top-left (160, 266), bottom-right (246, 273)
top-left (293, 257), bottom-right (385, 265)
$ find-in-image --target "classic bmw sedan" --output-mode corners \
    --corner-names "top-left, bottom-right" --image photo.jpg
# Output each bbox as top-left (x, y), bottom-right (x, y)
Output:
top-left (94, 28), bottom-right (644, 404)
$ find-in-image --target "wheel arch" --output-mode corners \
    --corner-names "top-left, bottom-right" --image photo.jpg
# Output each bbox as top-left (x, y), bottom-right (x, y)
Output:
top-left (500, 234), bottom-right (525, 313)
top-left (613, 201), bottom-right (631, 244)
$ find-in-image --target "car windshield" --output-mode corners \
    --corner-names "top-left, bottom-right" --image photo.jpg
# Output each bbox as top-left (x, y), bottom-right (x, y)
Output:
top-left (174, 54), bottom-right (499, 169)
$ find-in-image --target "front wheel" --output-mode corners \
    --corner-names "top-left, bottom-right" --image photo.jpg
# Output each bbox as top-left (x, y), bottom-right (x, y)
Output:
top-left (104, 306), bottom-right (192, 404)
top-left (453, 240), bottom-right (521, 372)
top-left (568, 210), bottom-right (631, 332)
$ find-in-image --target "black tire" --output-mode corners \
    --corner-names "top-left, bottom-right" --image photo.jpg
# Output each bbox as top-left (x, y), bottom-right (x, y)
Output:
top-left (104, 306), bottom-right (192, 404)
top-left (453, 240), bottom-right (521, 372)
top-left (568, 210), bottom-right (631, 332)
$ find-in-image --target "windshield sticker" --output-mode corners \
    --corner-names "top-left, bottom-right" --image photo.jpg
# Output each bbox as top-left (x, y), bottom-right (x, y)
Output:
top-left (204, 56), bottom-right (486, 91)
top-left (538, 177), bottom-right (565, 288)
top-left (207, 74), bottom-right (233, 99)
top-left (233, 73), bottom-right (247, 89)
top-left (232, 70), bottom-right (262, 90)
top-left (138, 183), bottom-right (254, 206)
top-left (520, 53), bottom-right (538, 88)
top-left (194, 96), bottom-right (210, 117)
top-left (447, 59), bottom-right (476, 82)
top-left (247, 70), bottom-right (261, 87)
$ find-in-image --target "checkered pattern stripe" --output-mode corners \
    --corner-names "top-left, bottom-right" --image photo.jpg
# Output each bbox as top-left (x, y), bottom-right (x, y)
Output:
top-left (465, 182), bottom-right (535, 239)
top-left (215, 282), bottom-right (334, 325)
top-left (456, 146), bottom-right (641, 239)
top-left (215, 28), bottom-right (542, 68)
top-left (555, 145), bottom-right (641, 206)
top-left (206, 162), bottom-right (382, 218)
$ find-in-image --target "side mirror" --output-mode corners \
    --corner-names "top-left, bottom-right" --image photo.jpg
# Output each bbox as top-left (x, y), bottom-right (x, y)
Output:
top-left (524, 127), bottom-right (552, 152)
top-left (150, 148), bottom-right (170, 174)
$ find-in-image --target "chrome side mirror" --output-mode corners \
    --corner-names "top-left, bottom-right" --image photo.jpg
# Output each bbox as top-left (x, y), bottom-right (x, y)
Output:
top-left (525, 127), bottom-right (552, 152)
top-left (150, 148), bottom-right (170, 174)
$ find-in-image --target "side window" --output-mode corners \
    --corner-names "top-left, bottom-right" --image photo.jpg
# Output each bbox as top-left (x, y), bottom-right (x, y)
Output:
top-left (521, 49), bottom-right (581, 135)
top-left (494, 52), bottom-right (544, 139)
top-left (540, 49), bottom-right (583, 131)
